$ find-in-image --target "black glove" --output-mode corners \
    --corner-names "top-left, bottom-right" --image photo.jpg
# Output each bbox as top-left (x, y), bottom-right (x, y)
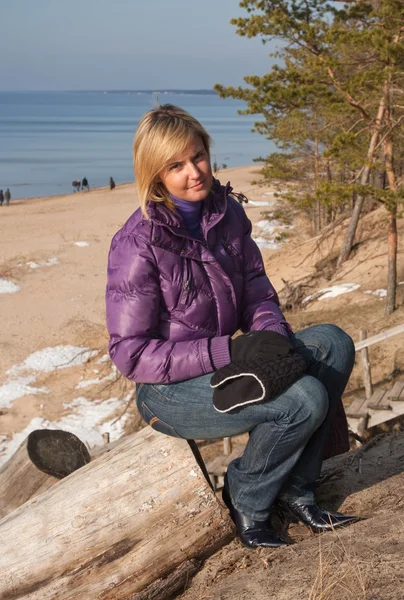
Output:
top-left (211, 341), bottom-right (307, 414)
top-left (230, 330), bottom-right (292, 364)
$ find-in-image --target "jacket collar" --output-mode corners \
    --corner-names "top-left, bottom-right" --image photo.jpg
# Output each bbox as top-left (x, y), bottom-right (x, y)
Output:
top-left (146, 178), bottom-right (232, 234)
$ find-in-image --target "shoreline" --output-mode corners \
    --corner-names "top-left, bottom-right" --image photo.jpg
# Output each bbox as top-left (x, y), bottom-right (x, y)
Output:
top-left (4, 165), bottom-right (262, 207)
top-left (5, 181), bottom-right (134, 206)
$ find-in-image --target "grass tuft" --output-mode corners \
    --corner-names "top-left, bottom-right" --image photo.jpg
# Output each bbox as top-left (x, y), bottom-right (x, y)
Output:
top-left (309, 532), bottom-right (367, 600)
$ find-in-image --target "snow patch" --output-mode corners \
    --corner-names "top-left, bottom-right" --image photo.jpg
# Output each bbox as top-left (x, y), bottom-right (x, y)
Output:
top-left (97, 353), bottom-right (111, 364)
top-left (0, 279), bottom-right (20, 294)
top-left (248, 201), bottom-right (273, 207)
top-left (0, 345), bottom-right (96, 409)
top-left (364, 289), bottom-right (387, 298)
top-left (252, 236), bottom-right (280, 250)
top-left (75, 366), bottom-right (117, 389)
top-left (0, 377), bottom-right (49, 409)
top-left (255, 220), bottom-right (282, 233)
top-left (74, 241), bottom-right (90, 247)
top-left (7, 345), bottom-right (95, 376)
top-left (304, 283), bottom-right (361, 304)
top-left (27, 257), bottom-right (59, 269)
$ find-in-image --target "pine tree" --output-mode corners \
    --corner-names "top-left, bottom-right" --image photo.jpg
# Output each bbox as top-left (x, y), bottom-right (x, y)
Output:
top-left (216, 0), bottom-right (404, 313)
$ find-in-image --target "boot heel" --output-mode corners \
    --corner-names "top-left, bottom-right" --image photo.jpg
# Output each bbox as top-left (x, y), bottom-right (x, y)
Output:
top-left (222, 485), bottom-right (289, 549)
top-left (275, 501), bottom-right (299, 525)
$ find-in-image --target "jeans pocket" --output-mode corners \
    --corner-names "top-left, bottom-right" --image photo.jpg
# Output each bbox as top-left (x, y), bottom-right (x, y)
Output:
top-left (139, 401), bottom-right (180, 438)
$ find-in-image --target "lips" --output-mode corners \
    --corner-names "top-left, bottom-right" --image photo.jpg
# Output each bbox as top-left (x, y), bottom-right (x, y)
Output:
top-left (190, 181), bottom-right (205, 190)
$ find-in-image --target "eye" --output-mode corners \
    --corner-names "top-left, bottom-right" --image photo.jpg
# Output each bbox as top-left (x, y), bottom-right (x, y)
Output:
top-left (169, 163), bottom-right (180, 171)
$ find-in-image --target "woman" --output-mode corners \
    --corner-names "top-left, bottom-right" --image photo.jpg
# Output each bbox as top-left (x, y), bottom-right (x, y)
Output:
top-left (106, 104), bottom-right (359, 549)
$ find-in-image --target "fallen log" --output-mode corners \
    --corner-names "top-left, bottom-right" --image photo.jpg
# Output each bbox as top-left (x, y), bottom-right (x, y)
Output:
top-left (0, 426), bottom-right (234, 600)
top-left (0, 429), bottom-right (125, 519)
top-left (0, 429), bottom-right (92, 519)
top-left (0, 438), bottom-right (55, 520)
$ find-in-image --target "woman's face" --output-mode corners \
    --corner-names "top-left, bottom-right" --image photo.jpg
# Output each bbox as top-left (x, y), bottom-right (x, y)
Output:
top-left (159, 135), bottom-right (213, 202)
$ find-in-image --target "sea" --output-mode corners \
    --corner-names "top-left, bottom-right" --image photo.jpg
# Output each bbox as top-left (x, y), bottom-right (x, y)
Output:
top-left (0, 91), bottom-right (276, 200)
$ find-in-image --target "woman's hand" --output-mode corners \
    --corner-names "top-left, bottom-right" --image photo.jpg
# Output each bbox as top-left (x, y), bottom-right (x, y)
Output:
top-left (212, 331), bottom-right (307, 413)
top-left (230, 330), bottom-right (292, 364)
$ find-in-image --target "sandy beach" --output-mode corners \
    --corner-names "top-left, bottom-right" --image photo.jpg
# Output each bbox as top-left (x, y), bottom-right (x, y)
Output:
top-left (0, 165), bottom-right (286, 466)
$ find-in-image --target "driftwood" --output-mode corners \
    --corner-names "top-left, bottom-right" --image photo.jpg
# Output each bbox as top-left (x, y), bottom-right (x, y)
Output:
top-left (359, 329), bottom-right (373, 400)
top-left (0, 429), bottom-right (127, 520)
top-left (0, 438), bottom-right (56, 520)
top-left (0, 427), bottom-right (234, 600)
top-left (317, 430), bottom-right (404, 511)
top-left (0, 429), bottom-right (107, 519)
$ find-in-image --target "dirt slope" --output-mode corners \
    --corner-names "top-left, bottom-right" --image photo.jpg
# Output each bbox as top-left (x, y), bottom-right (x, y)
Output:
top-left (177, 433), bottom-right (404, 600)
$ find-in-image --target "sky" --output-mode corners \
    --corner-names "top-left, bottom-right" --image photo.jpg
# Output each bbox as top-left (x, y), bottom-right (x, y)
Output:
top-left (0, 0), bottom-right (276, 91)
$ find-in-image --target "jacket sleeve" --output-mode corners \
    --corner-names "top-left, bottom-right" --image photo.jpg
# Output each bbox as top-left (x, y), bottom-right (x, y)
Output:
top-left (237, 207), bottom-right (292, 336)
top-left (106, 233), bottom-right (218, 383)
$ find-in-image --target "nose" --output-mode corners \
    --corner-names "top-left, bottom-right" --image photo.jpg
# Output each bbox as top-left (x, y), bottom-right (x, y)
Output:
top-left (186, 161), bottom-right (200, 179)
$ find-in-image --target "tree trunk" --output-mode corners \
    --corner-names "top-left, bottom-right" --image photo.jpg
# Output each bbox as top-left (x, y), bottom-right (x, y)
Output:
top-left (337, 88), bottom-right (388, 267)
top-left (0, 427), bottom-right (234, 600)
top-left (314, 198), bottom-right (321, 234)
top-left (313, 135), bottom-right (321, 233)
top-left (326, 157), bottom-right (333, 224)
top-left (383, 133), bottom-right (398, 315)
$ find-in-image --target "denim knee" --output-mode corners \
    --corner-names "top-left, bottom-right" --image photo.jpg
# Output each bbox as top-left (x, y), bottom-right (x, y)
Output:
top-left (314, 324), bottom-right (355, 358)
top-left (293, 375), bottom-right (329, 430)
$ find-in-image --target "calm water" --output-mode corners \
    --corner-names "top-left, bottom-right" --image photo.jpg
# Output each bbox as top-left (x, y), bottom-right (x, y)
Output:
top-left (0, 91), bottom-right (274, 200)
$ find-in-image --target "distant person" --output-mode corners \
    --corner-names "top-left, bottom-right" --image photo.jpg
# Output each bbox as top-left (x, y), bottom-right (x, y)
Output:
top-left (72, 180), bottom-right (80, 193)
top-left (109, 177), bottom-right (116, 190)
top-left (4, 188), bottom-right (11, 206)
top-left (82, 177), bottom-right (89, 191)
top-left (0, 190), bottom-right (3, 206)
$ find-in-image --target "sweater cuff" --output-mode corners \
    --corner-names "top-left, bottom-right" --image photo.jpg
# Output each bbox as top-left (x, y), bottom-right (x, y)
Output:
top-left (210, 336), bottom-right (231, 370)
top-left (264, 323), bottom-right (291, 338)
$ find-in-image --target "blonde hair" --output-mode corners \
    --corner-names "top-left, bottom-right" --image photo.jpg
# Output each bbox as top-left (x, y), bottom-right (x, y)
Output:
top-left (133, 104), bottom-right (212, 217)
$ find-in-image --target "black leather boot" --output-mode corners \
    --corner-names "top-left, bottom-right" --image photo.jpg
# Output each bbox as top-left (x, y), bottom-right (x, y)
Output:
top-left (222, 486), bottom-right (289, 549)
top-left (278, 499), bottom-right (360, 533)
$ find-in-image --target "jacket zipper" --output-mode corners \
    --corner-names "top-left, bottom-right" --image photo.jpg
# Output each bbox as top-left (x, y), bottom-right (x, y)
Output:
top-left (180, 259), bottom-right (193, 307)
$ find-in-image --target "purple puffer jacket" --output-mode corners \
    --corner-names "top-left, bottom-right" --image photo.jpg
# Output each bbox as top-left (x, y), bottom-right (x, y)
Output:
top-left (106, 180), bottom-right (291, 384)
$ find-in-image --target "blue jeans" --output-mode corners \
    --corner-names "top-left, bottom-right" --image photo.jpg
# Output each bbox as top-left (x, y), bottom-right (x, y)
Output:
top-left (136, 324), bottom-right (355, 520)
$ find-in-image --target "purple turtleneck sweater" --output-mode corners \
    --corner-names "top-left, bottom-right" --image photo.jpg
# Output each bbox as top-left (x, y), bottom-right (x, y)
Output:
top-left (172, 196), bottom-right (204, 240)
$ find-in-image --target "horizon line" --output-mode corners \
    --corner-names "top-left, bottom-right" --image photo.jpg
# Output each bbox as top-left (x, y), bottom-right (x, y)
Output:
top-left (0, 88), bottom-right (219, 94)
